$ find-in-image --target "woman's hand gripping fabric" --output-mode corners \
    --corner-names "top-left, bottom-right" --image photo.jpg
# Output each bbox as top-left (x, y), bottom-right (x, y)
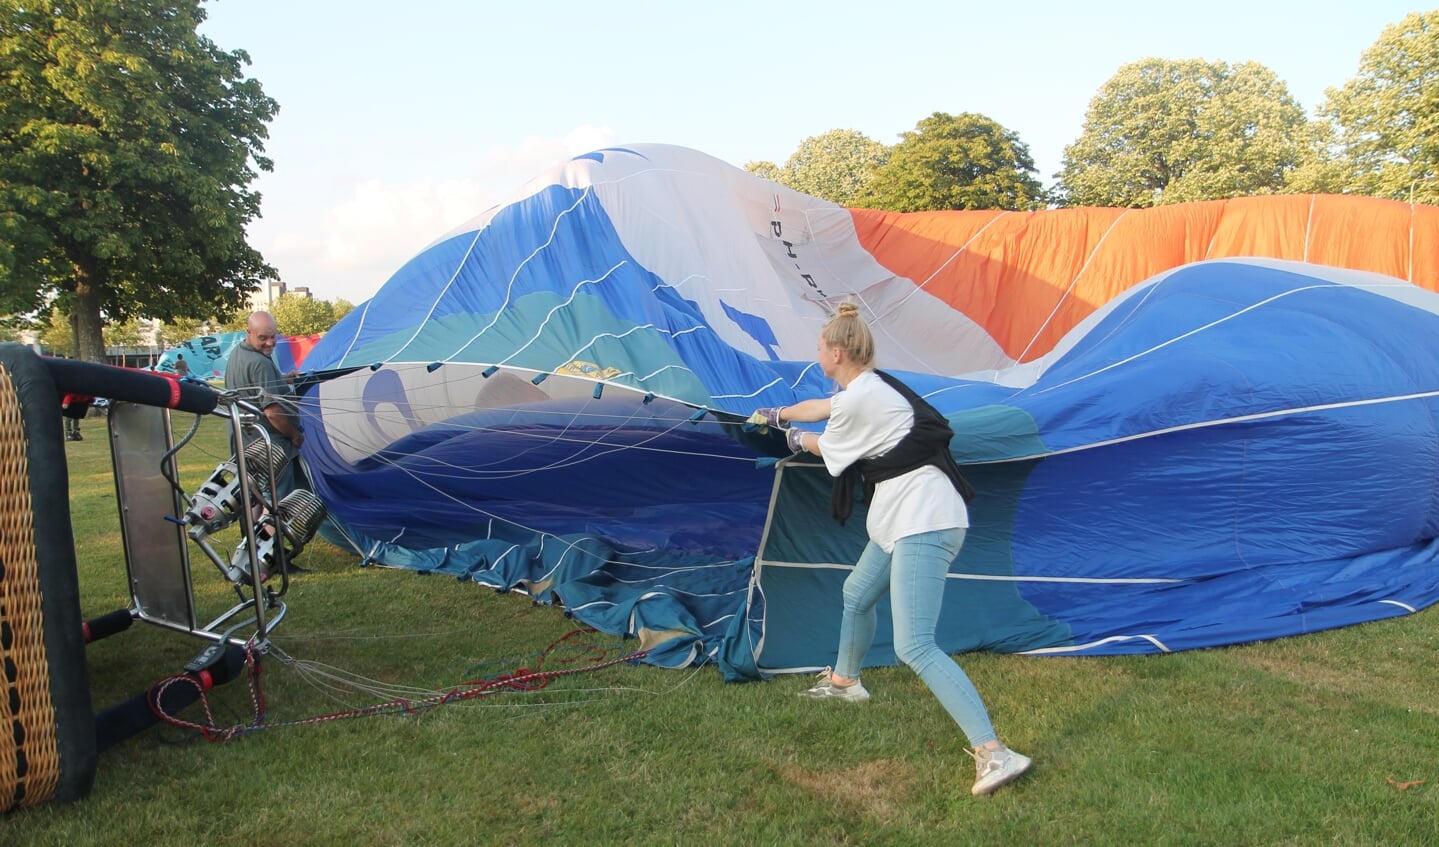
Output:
top-left (745, 407), bottom-right (785, 433)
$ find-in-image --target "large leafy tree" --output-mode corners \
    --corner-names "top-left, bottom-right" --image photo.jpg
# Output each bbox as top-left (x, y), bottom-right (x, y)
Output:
top-left (1281, 119), bottom-right (1349, 195)
top-left (743, 129), bottom-right (888, 206)
top-left (743, 159), bottom-right (784, 182)
top-left (782, 129), bottom-right (887, 206)
top-left (857, 112), bottom-right (1044, 212)
top-left (0, 1), bottom-right (278, 361)
top-left (0, 313), bottom-right (27, 341)
top-left (33, 306), bottom-right (72, 351)
top-left (1055, 59), bottom-right (1309, 207)
top-left (101, 314), bottom-right (148, 348)
top-left (155, 313), bottom-right (209, 347)
top-left (1320, 11), bottom-right (1439, 204)
top-left (271, 292), bottom-right (353, 336)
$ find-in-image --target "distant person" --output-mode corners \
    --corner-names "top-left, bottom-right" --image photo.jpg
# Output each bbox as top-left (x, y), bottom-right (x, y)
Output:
top-left (61, 391), bottom-right (92, 441)
top-left (174, 353), bottom-right (189, 378)
top-left (750, 301), bottom-right (1032, 797)
top-left (224, 311), bottom-right (305, 498)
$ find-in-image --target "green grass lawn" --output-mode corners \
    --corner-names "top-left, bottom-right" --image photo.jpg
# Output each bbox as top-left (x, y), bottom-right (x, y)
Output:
top-left (7, 412), bottom-right (1437, 846)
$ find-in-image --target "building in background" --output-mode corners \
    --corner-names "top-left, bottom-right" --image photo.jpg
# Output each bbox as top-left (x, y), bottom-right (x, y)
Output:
top-left (247, 281), bottom-right (312, 312)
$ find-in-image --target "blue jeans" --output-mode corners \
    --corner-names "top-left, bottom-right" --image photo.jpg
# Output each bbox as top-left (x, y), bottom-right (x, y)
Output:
top-left (834, 528), bottom-right (997, 747)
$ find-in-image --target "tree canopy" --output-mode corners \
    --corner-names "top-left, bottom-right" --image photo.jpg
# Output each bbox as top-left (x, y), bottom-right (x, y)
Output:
top-left (743, 129), bottom-right (886, 206)
top-left (33, 307), bottom-right (72, 352)
top-left (747, 17), bottom-right (1432, 214)
top-left (1055, 58), bottom-right (1310, 207)
top-left (271, 292), bottom-right (353, 335)
top-left (1320, 11), bottom-right (1439, 204)
top-left (742, 159), bottom-right (784, 183)
top-left (857, 112), bottom-right (1044, 212)
top-left (0, 0), bottom-right (278, 361)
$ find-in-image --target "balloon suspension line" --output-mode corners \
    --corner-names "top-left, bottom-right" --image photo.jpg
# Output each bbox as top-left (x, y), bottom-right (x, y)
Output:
top-left (145, 628), bottom-right (648, 743)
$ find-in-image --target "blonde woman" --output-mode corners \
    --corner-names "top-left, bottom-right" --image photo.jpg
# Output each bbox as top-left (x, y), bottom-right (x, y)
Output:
top-left (751, 302), bottom-right (1031, 797)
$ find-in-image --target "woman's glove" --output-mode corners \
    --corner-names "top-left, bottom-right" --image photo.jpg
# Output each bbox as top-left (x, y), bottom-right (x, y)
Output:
top-left (745, 407), bottom-right (785, 433)
top-left (786, 427), bottom-right (806, 453)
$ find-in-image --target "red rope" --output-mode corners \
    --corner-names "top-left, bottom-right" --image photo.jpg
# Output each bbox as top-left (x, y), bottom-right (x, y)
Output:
top-left (148, 630), bottom-right (647, 742)
top-left (148, 646), bottom-right (267, 742)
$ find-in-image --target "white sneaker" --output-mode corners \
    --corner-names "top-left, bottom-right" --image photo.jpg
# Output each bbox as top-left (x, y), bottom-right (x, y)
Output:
top-left (798, 668), bottom-right (870, 702)
top-left (971, 744), bottom-right (1032, 796)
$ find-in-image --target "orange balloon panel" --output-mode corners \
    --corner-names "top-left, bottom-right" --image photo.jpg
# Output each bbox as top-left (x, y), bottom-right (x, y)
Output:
top-left (851, 195), bottom-right (1439, 363)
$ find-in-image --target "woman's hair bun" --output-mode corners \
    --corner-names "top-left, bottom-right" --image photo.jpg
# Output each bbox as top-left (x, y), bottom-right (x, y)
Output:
top-left (836, 301), bottom-right (860, 318)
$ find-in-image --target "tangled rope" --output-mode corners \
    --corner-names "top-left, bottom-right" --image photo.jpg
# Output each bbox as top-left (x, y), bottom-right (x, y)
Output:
top-left (147, 628), bottom-right (648, 743)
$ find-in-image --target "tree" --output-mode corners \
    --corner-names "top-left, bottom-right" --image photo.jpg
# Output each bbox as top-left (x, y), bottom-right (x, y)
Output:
top-left (101, 315), bottom-right (149, 349)
top-left (743, 160), bottom-right (784, 182)
top-left (0, 1), bottom-right (279, 361)
top-left (34, 307), bottom-right (74, 354)
top-left (154, 310), bottom-right (249, 347)
top-left (155, 314), bottom-right (209, 347)
top-left (212, 311), bottom-right (248, 333)
top-left (778, 129), bottom-right (888, 206)
top-left (1055, 59), bottom-right (1310, 207)
top-left (0, 313), bottom-right (28, 342)
top-left (271, 293), bottom-right (350, 335)
top-left (1320, 11), bottom-right (1439, 204)
top-left (744, 131), bottom-right (888, 205)
top-left (857, 112), bottom-right (1044, 212)
top-left (1282, 120), bottom-right (1350, 196)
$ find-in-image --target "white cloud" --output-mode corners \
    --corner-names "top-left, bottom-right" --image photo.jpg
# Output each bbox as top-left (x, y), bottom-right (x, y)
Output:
top-left (259, 125), bottom-right (618, 303)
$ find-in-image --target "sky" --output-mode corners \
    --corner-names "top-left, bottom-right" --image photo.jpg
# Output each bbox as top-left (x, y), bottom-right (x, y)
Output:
top-left (196, 0), bottom-right (1424, 305)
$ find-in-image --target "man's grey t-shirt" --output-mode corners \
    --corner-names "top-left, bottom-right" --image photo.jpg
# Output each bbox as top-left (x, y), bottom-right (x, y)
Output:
top-left (225, 340), bottom-right (297, 451)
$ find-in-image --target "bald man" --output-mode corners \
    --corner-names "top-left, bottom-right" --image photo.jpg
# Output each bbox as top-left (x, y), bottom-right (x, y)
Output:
top-left (224, 311), bottom-right (305, 496)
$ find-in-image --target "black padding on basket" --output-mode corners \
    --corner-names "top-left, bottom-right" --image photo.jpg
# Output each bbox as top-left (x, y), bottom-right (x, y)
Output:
top-left (43, 355), bottom-right (218, 415)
